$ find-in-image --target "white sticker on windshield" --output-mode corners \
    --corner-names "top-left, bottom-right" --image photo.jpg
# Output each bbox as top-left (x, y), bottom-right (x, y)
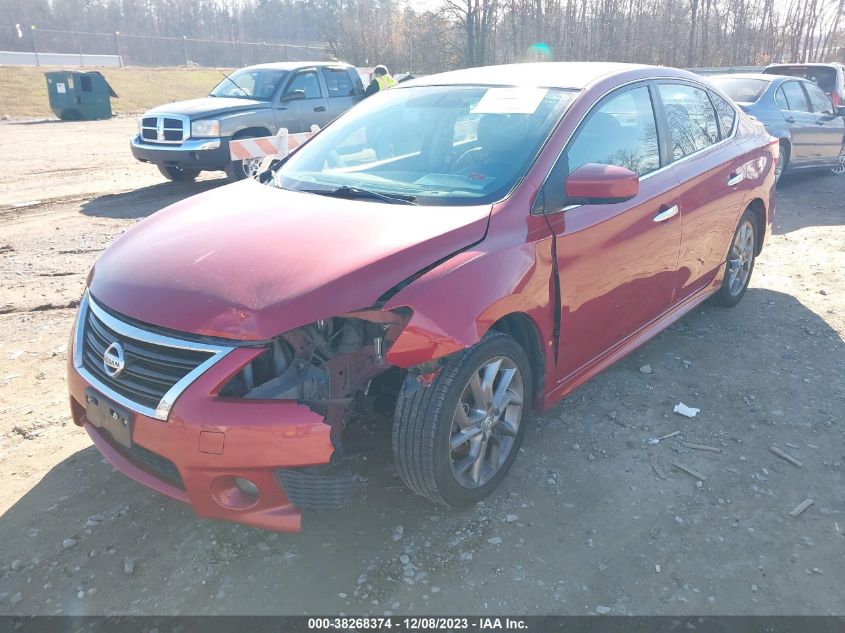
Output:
top-left (56, 83), bottom-right (66, 94)
top-left (471, 88), bottom-right (548, 114)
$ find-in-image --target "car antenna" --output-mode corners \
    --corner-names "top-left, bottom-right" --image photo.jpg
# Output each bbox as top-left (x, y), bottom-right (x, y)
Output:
top-left (216, 69), bottom-right (250, 97)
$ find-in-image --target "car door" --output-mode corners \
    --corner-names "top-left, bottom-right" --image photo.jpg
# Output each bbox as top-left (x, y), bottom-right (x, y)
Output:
top-left (320, 66), bottom-right (361, 121)
top-left (656, 81), bottom-right (748, 301)
top-left (777, 80), bottom-right (817, 165)
top-left (276, 68), bottom-right (330, 133)
top-left (539, 83), bottom-right (682, 380)
top-left (802, 80), bottom-right (845, 162)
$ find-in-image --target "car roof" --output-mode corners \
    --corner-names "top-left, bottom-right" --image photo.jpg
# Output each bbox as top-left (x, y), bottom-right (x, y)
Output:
top-left (402, 62), bottom-right (685, 90)
top-left (238, 61), bottom-right (353, 72)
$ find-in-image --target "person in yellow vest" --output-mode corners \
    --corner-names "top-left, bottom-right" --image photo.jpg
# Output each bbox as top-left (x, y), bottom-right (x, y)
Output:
top-left (365, 65), bottom-right (397, 96)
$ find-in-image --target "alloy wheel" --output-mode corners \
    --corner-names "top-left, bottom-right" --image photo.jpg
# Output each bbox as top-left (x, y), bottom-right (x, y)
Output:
top-left (775, 146), bottom-right (785, 181)
top-left (242, 157), bottom-right (263, 179)
top-left (449, 356), bottom-right (524, 489)
top-left (832, 146), bottom-right (845, 175)
top-left (727, 220), bottom-right (755, 296)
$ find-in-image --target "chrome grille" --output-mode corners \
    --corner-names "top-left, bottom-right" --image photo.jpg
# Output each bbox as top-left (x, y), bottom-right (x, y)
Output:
top-left (140, 114), bottom-right (189, 144)
top-left (73, 293), bottom-right (233, 420)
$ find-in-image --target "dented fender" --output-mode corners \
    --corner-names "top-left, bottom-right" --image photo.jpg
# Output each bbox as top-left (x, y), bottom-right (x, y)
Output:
top-left (384, 233), bottom-right (557, 371)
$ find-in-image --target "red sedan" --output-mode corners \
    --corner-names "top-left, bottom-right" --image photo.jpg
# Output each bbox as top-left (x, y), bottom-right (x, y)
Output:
top-left (68, 62), bottom-right (776, 531)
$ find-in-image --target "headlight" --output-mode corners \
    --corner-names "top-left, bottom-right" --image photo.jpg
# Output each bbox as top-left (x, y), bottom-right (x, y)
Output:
top-left (136, 116), bottom-right (143, 134)
top-left (191, 119), bottom-right (220, 138)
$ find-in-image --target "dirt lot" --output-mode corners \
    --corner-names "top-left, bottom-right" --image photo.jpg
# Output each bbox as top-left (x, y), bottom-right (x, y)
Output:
top-left (0, 117), bottom-right (843, 617)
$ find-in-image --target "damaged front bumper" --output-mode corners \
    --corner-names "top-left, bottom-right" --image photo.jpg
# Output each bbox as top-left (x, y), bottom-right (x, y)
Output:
top-left (68, 345), bottom-right (335, 532)
top-left (67, 293), bottom-right (410, 531)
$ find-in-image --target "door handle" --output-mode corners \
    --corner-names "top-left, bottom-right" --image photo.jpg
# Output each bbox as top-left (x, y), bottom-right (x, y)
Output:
top-left (653, 205), bottom-right (679, 223)
top-left (785, 116), bottom-right (796, 123)
top-left (313, 106), bottom-right (326, 112)
top-left (727, 171), bottom-right (745, 186)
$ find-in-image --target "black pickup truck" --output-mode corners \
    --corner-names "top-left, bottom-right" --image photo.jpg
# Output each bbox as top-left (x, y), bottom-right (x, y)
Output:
top-left (131, 61), bottom-right (365, 181)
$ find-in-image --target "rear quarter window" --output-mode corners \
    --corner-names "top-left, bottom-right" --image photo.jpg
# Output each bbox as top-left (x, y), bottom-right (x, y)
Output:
top-left (709, 91), bottom-right (736, 137)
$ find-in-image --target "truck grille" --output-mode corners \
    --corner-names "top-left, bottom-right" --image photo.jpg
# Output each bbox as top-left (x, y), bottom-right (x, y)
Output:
top-left (74, 294), bottom-right (232, 420)
top-left (140, 115), bottom-right (188, 144)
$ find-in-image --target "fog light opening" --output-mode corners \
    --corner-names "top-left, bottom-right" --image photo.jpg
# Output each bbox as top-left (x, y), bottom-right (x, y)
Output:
top-left (234, 477), bottom-right (259, 498)
top-left (211, 476), bottom-right (261, 510)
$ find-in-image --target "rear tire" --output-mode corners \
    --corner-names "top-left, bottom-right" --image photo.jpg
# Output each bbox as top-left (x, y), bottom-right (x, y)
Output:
top-left (157, 165), bottom-right (200, 182)
top-left (392, 331), bottom-right (532, 507)
top-left (712, 209), bottom-right (757, 308)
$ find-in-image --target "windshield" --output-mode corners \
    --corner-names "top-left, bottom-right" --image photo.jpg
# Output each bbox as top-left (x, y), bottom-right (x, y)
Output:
top-left (710, 77), bottom-right (769, 103)
top-left (209, 68), bottom-right (289, 100)
top-left (764, 66), bottom-right (837, 93)
top-left (272, 85), bottom-right (577, 206)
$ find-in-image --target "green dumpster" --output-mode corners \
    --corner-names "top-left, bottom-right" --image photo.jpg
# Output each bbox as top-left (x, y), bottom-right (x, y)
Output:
top-left (45, 71), bottom-right (118, 121)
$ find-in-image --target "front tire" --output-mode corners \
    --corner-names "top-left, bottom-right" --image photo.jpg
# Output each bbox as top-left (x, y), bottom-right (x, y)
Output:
top-left (393, 331), bottom-right (532, 507)
top-left (712, 209), bottom-right (757, 307)
top-left (157, 164), bottom-right (200, 182)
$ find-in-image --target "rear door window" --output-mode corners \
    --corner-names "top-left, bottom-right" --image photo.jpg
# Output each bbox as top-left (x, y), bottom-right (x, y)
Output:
top-left (658, 83), bottom-right (720, 160)
top-left (321, 68), bottom-right (355, 98)
top-left (804, 82), bottom-right (834, 114)
top-left (780, 81), bottom-right (811, 112)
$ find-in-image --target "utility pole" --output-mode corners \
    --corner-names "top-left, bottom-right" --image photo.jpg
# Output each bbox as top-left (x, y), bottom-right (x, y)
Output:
top-left (115, 31), bottom-right (122, 66)
top-left (31, 26), bottom-right (39, 66)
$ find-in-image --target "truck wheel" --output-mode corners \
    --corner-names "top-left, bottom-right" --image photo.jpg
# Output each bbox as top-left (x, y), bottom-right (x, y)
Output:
top-left (393, 331), bottom-right (532, 507)
top-left (225, 156), bottom-right (263, 182)
top-left (157, 165), bottom-right (200, 182)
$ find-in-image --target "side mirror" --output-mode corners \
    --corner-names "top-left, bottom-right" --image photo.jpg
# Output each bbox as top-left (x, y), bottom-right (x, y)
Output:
top-left (565, 163), bottom-right (639, 204)
top-left (836, 105), bottom-right (845, 117)
top-left (281, 89), bottom-right (306, 103)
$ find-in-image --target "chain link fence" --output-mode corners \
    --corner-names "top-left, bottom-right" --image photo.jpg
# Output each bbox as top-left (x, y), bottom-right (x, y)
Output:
top-left (2, 25), bottom-right (330, 68)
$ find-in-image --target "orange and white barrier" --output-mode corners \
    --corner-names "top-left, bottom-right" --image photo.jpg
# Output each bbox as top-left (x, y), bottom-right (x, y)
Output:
top-left (229, 126), bottom-right (319, 169)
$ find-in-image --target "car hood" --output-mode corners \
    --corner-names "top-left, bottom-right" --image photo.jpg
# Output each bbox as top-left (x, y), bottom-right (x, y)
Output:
top-left (146, 97), bottom-right (270, 119)
top-left (89, 180), bottom-right (491, 340)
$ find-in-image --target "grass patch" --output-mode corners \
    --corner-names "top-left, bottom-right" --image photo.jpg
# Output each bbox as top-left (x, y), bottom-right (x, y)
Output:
top-left (0, 66), bottom-right (232, 119)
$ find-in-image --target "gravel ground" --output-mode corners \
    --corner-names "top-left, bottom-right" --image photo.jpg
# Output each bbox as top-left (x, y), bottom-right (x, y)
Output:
top-left (0, 118), bottom-right (843, 616)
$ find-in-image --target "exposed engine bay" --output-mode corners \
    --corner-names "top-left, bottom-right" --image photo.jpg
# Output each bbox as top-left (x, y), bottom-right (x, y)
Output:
top-left (219, 309), bottom-right (413, 453)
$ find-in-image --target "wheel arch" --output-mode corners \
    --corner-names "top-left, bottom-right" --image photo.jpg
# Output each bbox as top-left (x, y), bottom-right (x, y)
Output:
top-left (746, 197), bottom-right (767, 255)
top-left (231, 126), bottom-right (272, 140)
top-left (489, 312), bottom-right (546, 403)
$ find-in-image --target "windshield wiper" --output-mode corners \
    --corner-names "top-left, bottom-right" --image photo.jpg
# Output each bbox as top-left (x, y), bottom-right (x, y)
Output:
top-left (300, 185), bottom-right (417, 205)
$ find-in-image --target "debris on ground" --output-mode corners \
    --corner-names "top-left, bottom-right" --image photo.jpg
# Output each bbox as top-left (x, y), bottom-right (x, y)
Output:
top-left (789, 499), bottom-right (814, 518)
top-left (770, 446), bottom-right (803, 468)
top-left (674, 403), bottom-right (700, 418)
top-left (672, 462), bottom-right (707, 481)
top-left (682, 441), bottom-right (721, 453)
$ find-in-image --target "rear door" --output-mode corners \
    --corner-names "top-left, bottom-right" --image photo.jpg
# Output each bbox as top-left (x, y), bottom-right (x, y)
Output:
top-left (802, 81), bottom-right (845, 161)
top-left (320, 66), bottom-right (361, 121)
top-left (276, 68), bottom-right (330, 133)
top-left (656, 81), bottom-right (748, 301)
top-left (777, 80), bottom-right (818, 164)
top-left (540, 83), bottom-right (682, 380)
